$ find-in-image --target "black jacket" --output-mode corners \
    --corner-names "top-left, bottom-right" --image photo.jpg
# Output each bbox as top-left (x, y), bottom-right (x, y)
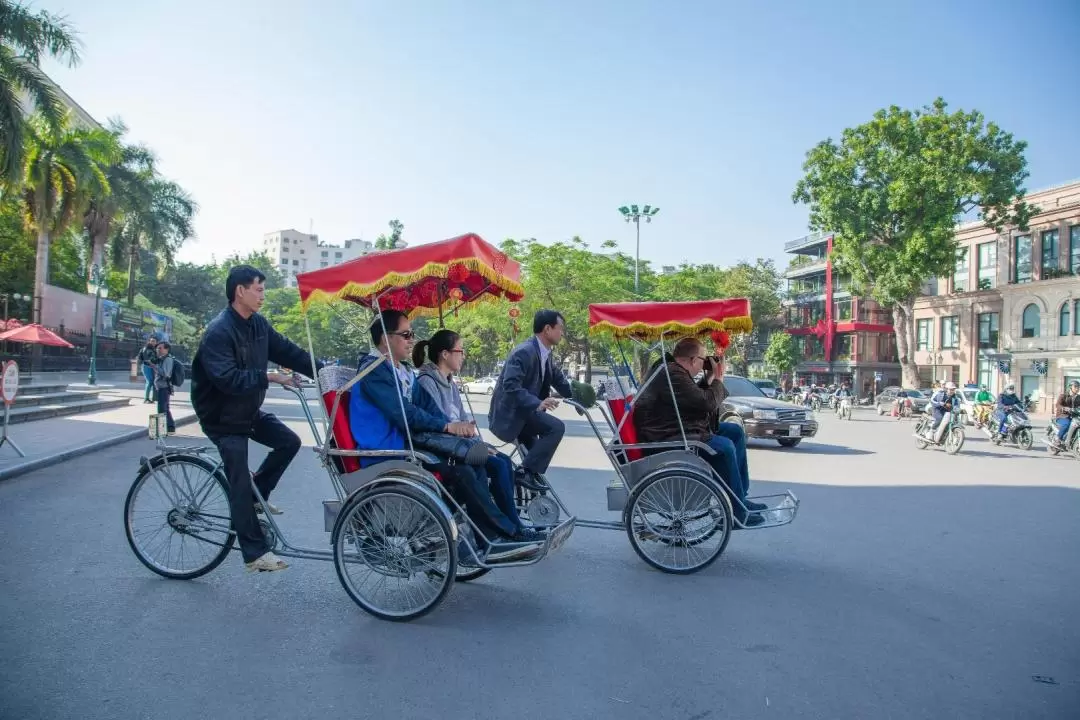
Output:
top-left (191, 307), bottom-right (317, 436)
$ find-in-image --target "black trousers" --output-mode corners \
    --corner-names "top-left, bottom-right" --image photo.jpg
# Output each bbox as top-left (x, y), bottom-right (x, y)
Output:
top-left (155, 387), bottom-right (175, 432)
top-left (427, 460), bottom-right (518, 541)
top-left (516, 411), bottom-right (565, 475)
top-left (207, 412), bottom-right (302, 562)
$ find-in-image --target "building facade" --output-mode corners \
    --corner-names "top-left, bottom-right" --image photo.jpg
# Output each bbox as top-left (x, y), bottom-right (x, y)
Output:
top-left (911, 180), bottom-right (1080, 413)
top-left (264, 230), bottom-right (392, 287)
top-left (783, 231), bottom-right (900, 392)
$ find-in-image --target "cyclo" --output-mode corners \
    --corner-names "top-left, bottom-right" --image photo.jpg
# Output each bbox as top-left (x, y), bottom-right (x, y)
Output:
top-left (122, 235), bottom-right (797, 622)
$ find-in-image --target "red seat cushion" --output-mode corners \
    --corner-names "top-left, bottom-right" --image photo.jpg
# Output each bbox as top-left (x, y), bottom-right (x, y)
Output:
top-left (321, 390), bottom-right (360, 473)
top-left (607, 397), bottom-right (643, 462)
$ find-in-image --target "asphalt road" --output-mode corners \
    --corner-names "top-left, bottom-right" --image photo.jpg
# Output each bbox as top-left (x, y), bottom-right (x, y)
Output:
top-left (1, 397), bottom-right (1077, 720)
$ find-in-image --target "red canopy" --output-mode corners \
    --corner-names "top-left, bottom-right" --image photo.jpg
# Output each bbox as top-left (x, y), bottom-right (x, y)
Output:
top-left (296, 233), bottom-right (523, 318)
top-left (0, 323), bottom-right (75, 347)
top-left (588, 299), bottom-right (753, 340)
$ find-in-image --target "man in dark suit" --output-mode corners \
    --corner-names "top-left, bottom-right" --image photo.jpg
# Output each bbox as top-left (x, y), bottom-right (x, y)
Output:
top-left (489, 309), bottom-right (573, 489)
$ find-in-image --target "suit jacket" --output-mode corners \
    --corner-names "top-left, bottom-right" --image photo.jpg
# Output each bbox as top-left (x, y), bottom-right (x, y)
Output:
top-left (489, 336), bottom-right (573, 442)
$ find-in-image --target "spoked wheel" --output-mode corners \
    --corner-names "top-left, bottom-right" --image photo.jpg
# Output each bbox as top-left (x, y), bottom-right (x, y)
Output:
top-left (624, 468), bottom-right (732, 575)
top-left (945, 427), bottom-right (965, 455)
top-left (124, 453), bottom-right (235, 580)
top-left (332, 484), bottom-right (455, 622)
top-left (1015, 428), bottom-right (1033, 451)
top-left (913, 419), bottom-right (929, 450)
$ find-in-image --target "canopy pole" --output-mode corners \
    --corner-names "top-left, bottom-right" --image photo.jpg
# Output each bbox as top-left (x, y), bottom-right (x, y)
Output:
top-left (302, 308), bottom-right (329, 446)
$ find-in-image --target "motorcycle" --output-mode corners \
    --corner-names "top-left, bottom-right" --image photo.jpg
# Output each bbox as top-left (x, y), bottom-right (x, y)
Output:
top-left (1042, 409), bottom-right (1080, 459)
top-left (971, 403), bottom-right (993, 429)
top-left (913, 405), bottom-right (965, 454)
top-left (835, 396), bottom-right (852, 420)
top-left (982, 407), bottom-right (1034, 451)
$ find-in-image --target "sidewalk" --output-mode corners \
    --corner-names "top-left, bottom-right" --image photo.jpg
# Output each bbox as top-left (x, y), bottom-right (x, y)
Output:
top-left (0, 387), bottom-right (197, 481)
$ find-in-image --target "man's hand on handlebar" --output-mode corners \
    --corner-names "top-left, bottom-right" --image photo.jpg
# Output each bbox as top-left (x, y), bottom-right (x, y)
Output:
top-left (268, 372), bottom-right (301, 388)
top-left (539, 397), bottom-right (560, 412)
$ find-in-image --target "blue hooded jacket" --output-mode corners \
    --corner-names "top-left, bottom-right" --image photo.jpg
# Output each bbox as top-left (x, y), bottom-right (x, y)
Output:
top-left (349, 354), bottom-right (448, 466)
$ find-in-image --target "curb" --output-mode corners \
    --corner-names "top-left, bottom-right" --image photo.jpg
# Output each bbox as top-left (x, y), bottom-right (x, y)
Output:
top-left (0, 412), bottom-right (200, 482)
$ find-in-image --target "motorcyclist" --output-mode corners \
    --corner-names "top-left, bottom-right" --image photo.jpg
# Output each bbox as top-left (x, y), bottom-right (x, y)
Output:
top-left (994, 384), bottom-right (1022, 437)
top-left (833, 381), bottom-right (853, 415)
top-left (1053, 380), bottom-right (1080, 445)
top-left (924, 381), bottom-right (958, 440)
top-left (973, 385), bottom-right (994, 426)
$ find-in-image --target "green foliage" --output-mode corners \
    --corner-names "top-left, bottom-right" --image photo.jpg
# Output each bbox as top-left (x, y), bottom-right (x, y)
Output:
top-left (793, 98), bottom-right (1032, 385)
top-left (374, 219), bottom-right (404, 250)
top-left (763, 331), bottom-right (798, 376)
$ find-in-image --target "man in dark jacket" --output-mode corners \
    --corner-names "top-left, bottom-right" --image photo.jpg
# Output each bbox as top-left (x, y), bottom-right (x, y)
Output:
top-left (190, 265), bottom-right (319, 573)
top-left (489, 309), bottom-right (573, 490)
top-left (632, 337), bottom-right (765, 526)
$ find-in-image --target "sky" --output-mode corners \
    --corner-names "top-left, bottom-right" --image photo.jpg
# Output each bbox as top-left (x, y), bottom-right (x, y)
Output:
top-left (37, 0), bottom-right (1080, 273)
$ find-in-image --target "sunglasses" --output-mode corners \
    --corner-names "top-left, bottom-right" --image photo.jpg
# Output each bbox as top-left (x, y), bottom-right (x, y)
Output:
top-left (390, 330), bottom-right (415, 340)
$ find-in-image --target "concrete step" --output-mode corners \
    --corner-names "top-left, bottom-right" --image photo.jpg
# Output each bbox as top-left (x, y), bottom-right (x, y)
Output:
top-left (4, 397), bottom-right (133, 425)
top-left (11, 389), bottom-right (104, 408)
top-left (7, 383), bottom-right (70, 396)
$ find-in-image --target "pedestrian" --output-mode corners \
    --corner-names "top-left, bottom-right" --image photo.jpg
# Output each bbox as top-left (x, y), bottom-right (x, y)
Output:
top-left (190, 265), bottom-right (321, 573)
top-left (136, 336), bottom-right (158, 403)
top-left (153, 341), bottom-right (177, 434)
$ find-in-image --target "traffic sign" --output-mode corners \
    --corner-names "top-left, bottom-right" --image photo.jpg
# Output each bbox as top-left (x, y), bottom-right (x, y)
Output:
top-left (1, 361), bottom-right (18, 406)
top-left (874, 372), bottom-right (883, 382)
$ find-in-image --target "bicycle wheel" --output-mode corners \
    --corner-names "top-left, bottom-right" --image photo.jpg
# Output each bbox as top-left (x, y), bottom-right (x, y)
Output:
top-left (124, 453), bottom-right (235, 580)
top-left (332, 484), bottom-right (455, 622)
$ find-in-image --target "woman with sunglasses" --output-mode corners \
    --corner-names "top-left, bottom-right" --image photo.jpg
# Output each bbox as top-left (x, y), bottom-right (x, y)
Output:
top-left (413, 330), bottom-right (540, 540)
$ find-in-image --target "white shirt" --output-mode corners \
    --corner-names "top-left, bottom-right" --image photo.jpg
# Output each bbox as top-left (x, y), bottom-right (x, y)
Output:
top-left (537, 338), bottom-right (551, 383)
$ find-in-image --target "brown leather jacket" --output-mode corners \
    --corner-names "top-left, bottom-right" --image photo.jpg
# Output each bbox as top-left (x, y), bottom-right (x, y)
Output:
top-left (1056, 391), bottom-right (1080, 418)
top-left (633, 360), bottom-right (728, 442)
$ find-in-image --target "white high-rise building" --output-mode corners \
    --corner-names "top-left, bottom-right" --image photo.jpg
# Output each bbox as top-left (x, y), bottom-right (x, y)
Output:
top-left (263, 230), bottom-right (380, 287)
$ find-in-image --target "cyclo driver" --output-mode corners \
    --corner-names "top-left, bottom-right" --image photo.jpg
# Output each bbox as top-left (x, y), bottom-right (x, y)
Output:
top-left (923, 381), bottom-right (958, 441)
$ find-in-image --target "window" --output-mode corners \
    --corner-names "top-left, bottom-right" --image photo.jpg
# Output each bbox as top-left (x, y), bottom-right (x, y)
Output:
top-left (320, 262), bottom-right (328, 268)
top-left (916, 319), bottom-right (931, 350)
top-left (1020, 375), bottom-right (1040, 403)
top-left (321, 250), bottom-right (328, 258)
top-left (978, 312), bottom-right (999, 349)
top-left (977, 241), bottom-right (997, 289)
top-left (940, 316), bottom-right (959, 349)
top-left (1021, 303), bottom-right (1040, 338)
top-left (299, 248), bottom-right (305, 254)
top-left (281, 245), bottom-right (289, 253)
top-left (953, 247), bottom-right (969, 292)
top-left (1071, 226), bottom-right (1080, 274)
top-left (1014, 235), bottom-right (1032, 283)
top-left (977, 358), bottom-right (994, 390)
top-left (292, 259), bottom-right (299, 266)
top-left (1041, 229), bottom-right (1059, 273)
top-left (1062, 303), bottom-right (1073, 337)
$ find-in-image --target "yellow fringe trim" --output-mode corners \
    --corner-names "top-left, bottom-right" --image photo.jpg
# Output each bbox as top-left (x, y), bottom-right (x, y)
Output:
top-left (300, 256), bottom-right (525, 309)
top-left (588, 315), bottom-right (753, 340)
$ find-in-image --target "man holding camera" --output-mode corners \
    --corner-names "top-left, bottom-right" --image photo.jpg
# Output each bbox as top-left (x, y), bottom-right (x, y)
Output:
top-left (633, 337), bottom-right (766, 526)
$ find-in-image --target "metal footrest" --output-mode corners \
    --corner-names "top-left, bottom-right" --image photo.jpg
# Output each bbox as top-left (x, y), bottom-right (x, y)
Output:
top-left (742, 491), bottom-right (798, 529)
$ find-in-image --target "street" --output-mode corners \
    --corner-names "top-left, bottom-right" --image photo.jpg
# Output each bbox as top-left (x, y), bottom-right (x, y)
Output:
top-left (0, 394), bottom-right (1077, 720)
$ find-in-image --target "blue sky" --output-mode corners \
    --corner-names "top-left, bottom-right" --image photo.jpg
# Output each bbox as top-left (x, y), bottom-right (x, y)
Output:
top-left (39, 0), bottom-right (1080, 272)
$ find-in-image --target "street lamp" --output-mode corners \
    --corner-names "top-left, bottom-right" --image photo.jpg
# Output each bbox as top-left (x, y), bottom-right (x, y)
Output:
top-left (2, 292), bottom-right (29, 326)
top-left (87, 264), bottom-right (108, 385)
top-left (617, 204), bottom-right (660, 296)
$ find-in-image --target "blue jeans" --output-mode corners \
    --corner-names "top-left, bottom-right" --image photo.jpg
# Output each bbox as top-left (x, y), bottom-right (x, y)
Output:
top-left (484, 452), bottom-right (524, 531)
top-left (1056, 417), bottom-right (1072, 441)
top-left (142, 365), bottom-right (155, 401)
top-left (703, 433), bottom-right (750, 517)
top-left (714, 421), bottom-right (750, 495)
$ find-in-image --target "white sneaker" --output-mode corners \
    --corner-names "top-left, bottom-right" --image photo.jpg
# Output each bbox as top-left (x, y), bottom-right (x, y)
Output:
top-left (245, 551), bottom-right (288, 572)
top-left (254, 501), bottom-right (283, 515)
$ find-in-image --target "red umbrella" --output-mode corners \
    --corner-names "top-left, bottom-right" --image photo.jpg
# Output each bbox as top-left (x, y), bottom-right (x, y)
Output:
top-left (0, 323), bottom-right (75, 348)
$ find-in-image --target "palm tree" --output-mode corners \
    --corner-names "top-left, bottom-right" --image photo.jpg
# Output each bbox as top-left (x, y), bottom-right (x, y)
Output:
top-left (83, 119), bottom-right (155, 279)
top-left (22, 115), bottom-right (114, 322)
top-left (111, 178), bottom-right (196, 305)
top-left (0, 0), bottom-right (81, 187)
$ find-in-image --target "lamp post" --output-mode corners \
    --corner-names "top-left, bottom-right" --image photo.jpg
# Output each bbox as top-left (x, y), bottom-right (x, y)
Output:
top-left (87, 264), bottom-right (107, 386)
top-left (2, 292), bottom-right (29, 326)
top-left (617, 204), bottom-right (659, 296)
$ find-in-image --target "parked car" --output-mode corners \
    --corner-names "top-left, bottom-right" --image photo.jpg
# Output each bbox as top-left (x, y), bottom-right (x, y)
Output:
top-left (461, 376), bottom-right (498, 395)
top-left (718, 375), bottom-right (818, 448)
top-left (875, 386), bottom-right (929, 416)
top-left (749, 378), bottom-right (778, 398)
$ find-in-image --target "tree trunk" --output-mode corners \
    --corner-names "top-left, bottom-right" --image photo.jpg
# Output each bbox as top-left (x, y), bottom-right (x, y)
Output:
top-left (583, 338), bottom-right (592, 383)
top-left (88, 228), bottom-right (107, 283)
top-left (33, 227), bottom-right (50, 324)
top-left (126, 239), bottom-right (138, 306)
top-left (893, 300), bottom-right (920, 388)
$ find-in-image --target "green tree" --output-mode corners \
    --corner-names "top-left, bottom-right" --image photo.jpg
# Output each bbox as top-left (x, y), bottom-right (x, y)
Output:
top-left (763, 331), bottom-right (798, 379)
top-left (22, 116), bottom-right (113, 322)
top-left (717, 259), bottom-right (783, 375)
top-left (374, 218), bottom-right (404, 250)
top-left (793, 98), bottom-right (1032, 387)
top-left (0, 0), bottom-right (81, 185)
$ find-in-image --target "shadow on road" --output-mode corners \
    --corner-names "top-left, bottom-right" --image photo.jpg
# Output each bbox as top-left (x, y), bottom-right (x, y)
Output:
top-left (752, 441), bottom-right (874, 456)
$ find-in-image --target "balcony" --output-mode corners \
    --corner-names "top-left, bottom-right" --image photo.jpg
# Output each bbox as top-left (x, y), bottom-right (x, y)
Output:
top-left (784, 259), bottom-right (828, 279)
top-left (785, 230), bottom-right (834, 253)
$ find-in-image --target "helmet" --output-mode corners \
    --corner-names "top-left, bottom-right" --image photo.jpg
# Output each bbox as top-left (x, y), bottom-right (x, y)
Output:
top-left (1071, 380), bottom-right (1080, 388)
top-left (944, 381), bottom-right (957, 390)
top-left (1005, 384), bottom-right (1016, 392)
top-left (979, 385), bottom-right (987, 390)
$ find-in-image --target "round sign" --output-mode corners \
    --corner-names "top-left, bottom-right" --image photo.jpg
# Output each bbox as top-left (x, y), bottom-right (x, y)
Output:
top-left (1, 361), bottom-right (19, 406)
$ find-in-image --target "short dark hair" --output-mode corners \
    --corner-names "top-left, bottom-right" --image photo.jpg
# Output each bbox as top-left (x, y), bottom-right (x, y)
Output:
top-left (158, 341), bottom-right (171, 352)
top-left (370, 309), bottom-right (408, 346)
top-left (672, 337), bottom-right (703, 359)
top-left (533, 309), bottom-right (564, 334)
top-left (226, 265), bottom-right (266, 303)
